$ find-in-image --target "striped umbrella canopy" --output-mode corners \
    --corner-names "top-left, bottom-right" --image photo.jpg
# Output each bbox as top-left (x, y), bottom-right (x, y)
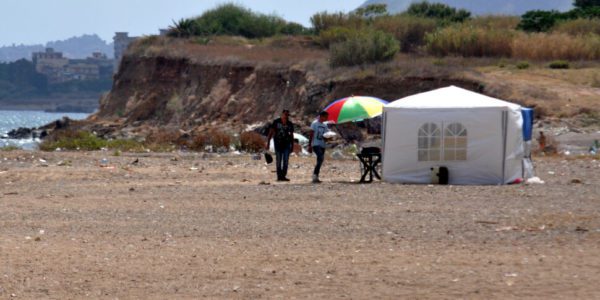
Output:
top-left (323, 96), bottom-right (388, 124)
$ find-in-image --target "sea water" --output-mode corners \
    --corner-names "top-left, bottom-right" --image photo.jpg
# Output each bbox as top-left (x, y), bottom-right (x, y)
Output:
top-left (0, 110), bottom-right (89, 150)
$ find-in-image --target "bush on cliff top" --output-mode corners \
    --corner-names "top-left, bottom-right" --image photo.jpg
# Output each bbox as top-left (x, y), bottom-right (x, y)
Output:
top-left (405, 1), bottom-right (471, 23)
top-left (168, 4), bottom-right (309, 39)
top-left (40, 130), bottom-right (160, 152)
top-left (425, 25), bottom-right (514, 57)
top-left (330, 29), bottom-right (400, 67)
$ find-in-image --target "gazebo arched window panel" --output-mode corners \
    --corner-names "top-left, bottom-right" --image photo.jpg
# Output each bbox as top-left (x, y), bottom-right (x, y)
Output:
top-left (418, 123), bottom-right (441, 162)
top-left (444, 123), bottom-right (467, 161)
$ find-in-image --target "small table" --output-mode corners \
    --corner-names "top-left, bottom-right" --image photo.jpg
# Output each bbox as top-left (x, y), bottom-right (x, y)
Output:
top-left (356, 153), bottom-right (382, 183)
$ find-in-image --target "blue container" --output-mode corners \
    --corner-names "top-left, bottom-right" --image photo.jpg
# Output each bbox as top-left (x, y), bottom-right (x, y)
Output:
top-left (522, 108), bottom-right (534, 141)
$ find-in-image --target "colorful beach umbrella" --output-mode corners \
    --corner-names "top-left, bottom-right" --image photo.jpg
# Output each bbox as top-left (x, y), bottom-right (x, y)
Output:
top-left (323, 96), bottom-right (388, 124)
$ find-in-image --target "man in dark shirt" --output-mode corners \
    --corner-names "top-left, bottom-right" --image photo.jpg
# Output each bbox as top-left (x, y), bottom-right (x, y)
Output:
top-left (266, 109), bottom-right (294, 181)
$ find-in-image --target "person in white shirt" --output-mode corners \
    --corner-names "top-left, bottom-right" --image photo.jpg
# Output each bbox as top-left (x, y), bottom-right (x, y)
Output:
top-left (308, 111), bottom-right (329, 183)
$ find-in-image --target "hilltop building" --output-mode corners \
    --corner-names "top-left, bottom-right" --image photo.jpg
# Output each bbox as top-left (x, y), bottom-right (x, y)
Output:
top-left (32, 48), bottom-right (69, 83)
top-left (113, 32), bottom-right (139, 72)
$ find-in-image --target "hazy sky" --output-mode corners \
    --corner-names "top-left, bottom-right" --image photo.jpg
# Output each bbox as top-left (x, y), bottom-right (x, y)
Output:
top-left (0, 0), bottom-right (365, 46)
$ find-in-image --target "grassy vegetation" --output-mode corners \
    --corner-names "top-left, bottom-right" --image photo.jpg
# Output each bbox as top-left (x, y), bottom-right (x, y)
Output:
top-left (405, 2), bottom-right (471, 23)
top-left (373, 16), bottom-right (438, 52)
top-left (38, 131), bottom-right (146, 152)
top-left (329, 29), bottom-right (400, 67)
top-left (162, 2), bottom-right (600, 65)
top-left (554, 18), bottom-right (600, 35)
top-left (513, 33), bottom-right (600, 60)
top-left (516, 61), bottom-right (530, 69)
top-left (0, 145), bottom-right (21, 151)
top-left (426, 25), bottom-right (514, 57)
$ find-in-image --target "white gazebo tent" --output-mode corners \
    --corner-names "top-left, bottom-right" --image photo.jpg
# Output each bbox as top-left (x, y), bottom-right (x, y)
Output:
top-left (382, 86), bottom-right (529, 185)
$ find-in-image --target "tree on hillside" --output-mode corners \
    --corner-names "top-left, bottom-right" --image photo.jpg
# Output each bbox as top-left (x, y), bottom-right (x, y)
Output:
top-left (167, 4), bottom-right (308, 39)
top-left (406, 2), bottom-right (471, 23)
top-left (574, 0), bottom-right (600, 8)
top-left (355, 4), bottom-right (388, 18)
top-left (517, 10), bottom-right (566, 32)
top-left (6, 59), bottom-right (47, 91)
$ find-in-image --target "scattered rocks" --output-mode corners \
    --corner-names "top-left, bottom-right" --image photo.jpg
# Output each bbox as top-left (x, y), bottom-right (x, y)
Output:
top-left (330, 150), bottom-right (346, 160)
top-left (57, 160), bottom-right (72, 167)
top-left (3, 127), bottom-right (49, 140)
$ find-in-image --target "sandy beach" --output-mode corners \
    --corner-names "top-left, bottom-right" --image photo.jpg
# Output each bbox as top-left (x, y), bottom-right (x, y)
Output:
top-left (1, 150), bottom-right (599, 299)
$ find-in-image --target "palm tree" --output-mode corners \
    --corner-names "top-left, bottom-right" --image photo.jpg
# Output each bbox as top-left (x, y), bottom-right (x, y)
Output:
top-left (168, 19), bottom-right (198, 38)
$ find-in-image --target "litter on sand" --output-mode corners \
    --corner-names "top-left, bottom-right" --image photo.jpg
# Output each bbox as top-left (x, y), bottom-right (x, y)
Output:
top-left (526, 177), bottom-right (545, 185)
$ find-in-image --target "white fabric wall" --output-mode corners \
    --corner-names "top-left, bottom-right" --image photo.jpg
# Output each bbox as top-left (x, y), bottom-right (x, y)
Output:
top-left (382, 107), bottom-right (524, 185)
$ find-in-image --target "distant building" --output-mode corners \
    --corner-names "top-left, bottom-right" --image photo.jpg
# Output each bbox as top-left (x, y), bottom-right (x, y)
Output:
top-left (86, 52), bottom-right (114, 78)
top-left (32, 48), bottom-right (64, 65)
top-left (32, 48), bottom-right (69, 83)
top-left (113, 32), bottom-right (139, 72)
top-left (64, 63), bottom-right (100, 81)
top-left (91, 52), bottom-right (107, 60)
top-left (31, 48), bottom-right (114, 83)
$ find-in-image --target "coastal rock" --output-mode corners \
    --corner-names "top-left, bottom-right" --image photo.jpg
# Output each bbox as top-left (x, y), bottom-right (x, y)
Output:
top-left (4, 127), bottom-right (48, 140)
top-left (6, 127), bottom-right (33, 139)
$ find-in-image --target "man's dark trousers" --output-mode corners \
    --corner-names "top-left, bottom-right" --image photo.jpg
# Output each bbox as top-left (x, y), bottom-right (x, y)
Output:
top-left (275, 146), bottom-right (291, 179)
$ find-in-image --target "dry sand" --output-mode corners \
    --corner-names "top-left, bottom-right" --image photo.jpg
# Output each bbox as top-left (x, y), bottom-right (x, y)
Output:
top-left (1, 151), bottom-right (599, 299)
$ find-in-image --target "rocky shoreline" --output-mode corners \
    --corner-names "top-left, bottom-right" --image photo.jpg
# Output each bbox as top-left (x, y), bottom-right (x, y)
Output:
top-left (1, 117), bottom-right (73, 141)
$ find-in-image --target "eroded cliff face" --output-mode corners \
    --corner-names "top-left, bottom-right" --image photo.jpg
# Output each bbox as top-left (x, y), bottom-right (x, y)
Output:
top-left (91, 54), bottom-right (481, 135)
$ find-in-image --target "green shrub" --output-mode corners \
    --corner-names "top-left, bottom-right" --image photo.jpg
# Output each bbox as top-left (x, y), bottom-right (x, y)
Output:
top-left (280, 22), bottom-right (309, 35)
top-left (574, 0), bottom-right (600, 9)
top-left (548, 60), bottom-right (570, 69)
top-left (425, 25), bottom-right (514, 57)
top-left (517, 10), bottom-right (566, 32)
top-left (310, 11), bottom-right (364, 34)
top-left (38, 130), bottom-right (182, 153)
top-left (355, 4), bottom-right (388, 18)
top-left (330, 29), bottom-right (400, 67)
top-left (516, 61), bottom-right (530, 69)
top-left (0, 145), bottom-right (20, 151)
top-left (39, 131), bottom-right (107, 151)
top-left (317, 26), bottom-right (355, 48)
top-left (566, 7), bottom-right (600, 19)
top-left (468, 16), bottom-right (521, 30)
top-left (239, 14), bottom-right (285, 39)
top-left (518, 6), bottom-right (600, 33)
top-left (167, 3), bottom-right (306, 39)
top-left (406, 1), bottom-right (471, 23)
top-left (168, 18), bottom-right (199, 38)
top-left (373, 15), bottom-right (438, 52)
